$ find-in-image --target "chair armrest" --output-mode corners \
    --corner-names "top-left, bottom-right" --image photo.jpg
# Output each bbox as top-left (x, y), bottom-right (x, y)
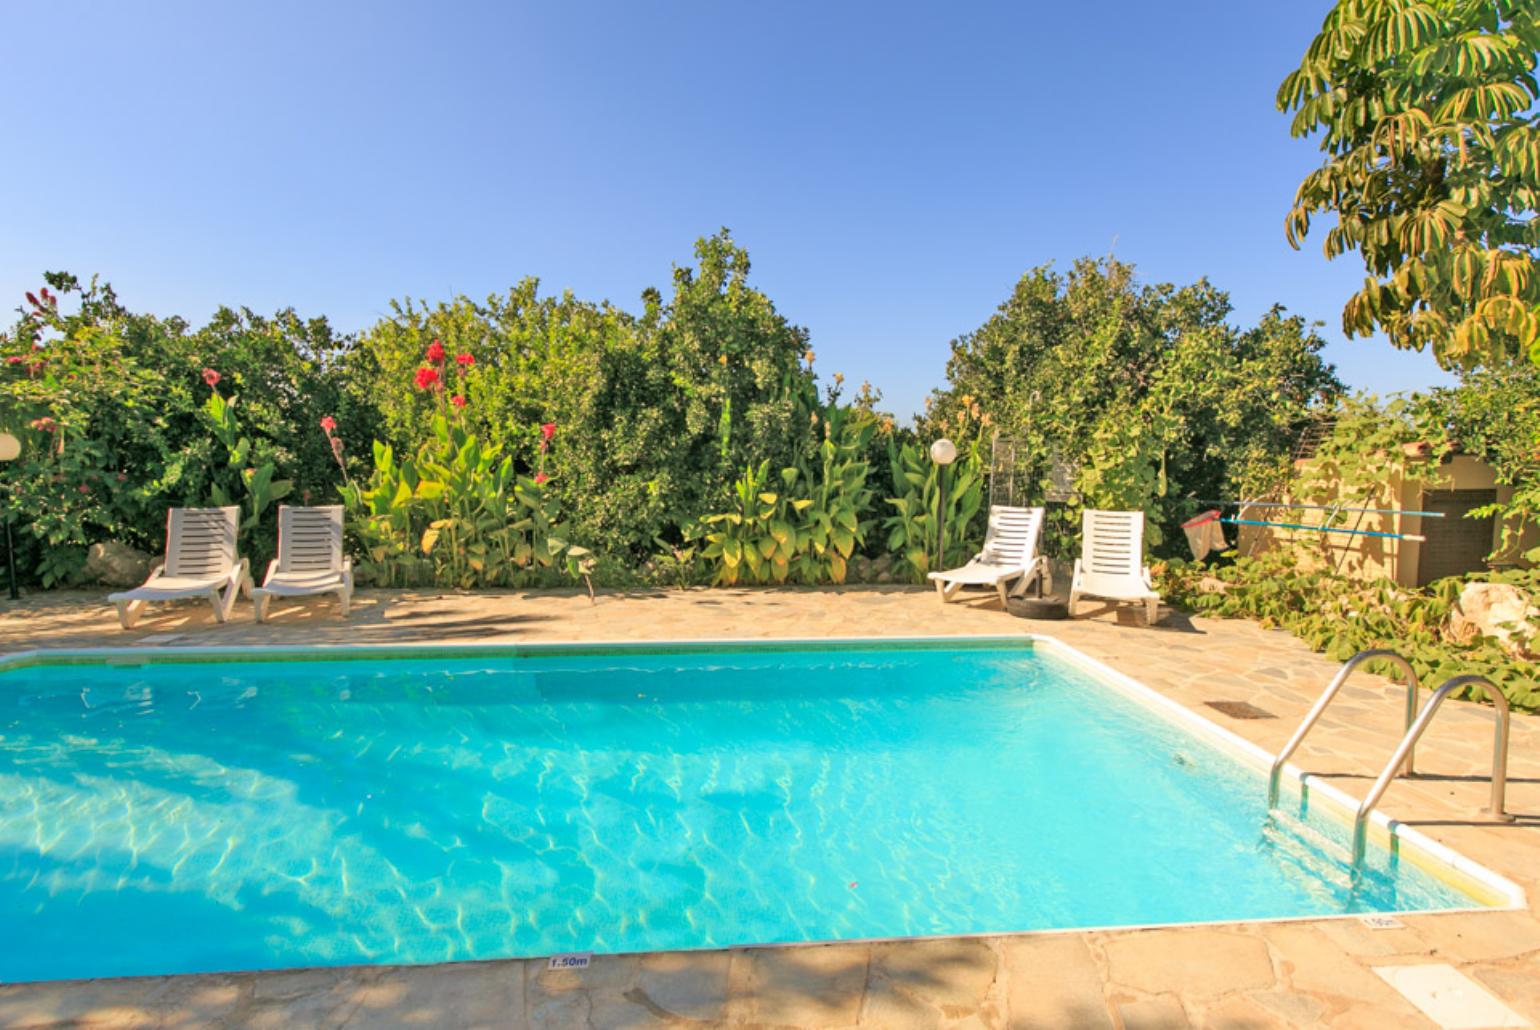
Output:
top-left (260, 559), bottom-right (279, 588)
top-left (1142, 566), bottom-right (1155, 590)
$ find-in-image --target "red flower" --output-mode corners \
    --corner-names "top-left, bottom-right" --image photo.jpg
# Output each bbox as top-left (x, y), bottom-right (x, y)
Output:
top-left (414, 366), bottom-right (440, 390)
top-left (29, 416), bottom-right (57, 431)
top-left (4, 356), bottom-right (22, 365)
top-left (455, 352), bottom-right (474, 367)
top-left (541, 422), bottom-right (556, 441)
top-left (534, 471), bottom-right (549, 485)
top-left (320, 415), bottom-right (337, 433)
top-left (77, 484), bottom-right (90, 494)
top-left (25, 292), bottom-right (40, 308)
top-left (202, 368), bottom-right (221, 387)
top-left (425, 339), bottom-right (446, 363)
top-left (450, 394), bottom-right (467, 409)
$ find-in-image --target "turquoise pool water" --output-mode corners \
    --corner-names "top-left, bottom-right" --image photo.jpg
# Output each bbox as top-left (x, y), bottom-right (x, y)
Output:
top-left (0, 641), bottom-right (1479, 982)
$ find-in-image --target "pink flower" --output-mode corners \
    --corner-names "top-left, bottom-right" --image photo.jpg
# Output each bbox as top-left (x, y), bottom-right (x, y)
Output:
top-left (414, 366), bottom-right (440, 390)
top-left (541, 422), bottom-right (556, 441)
top-left (202, 368), bottom-right (221, 387)
top-left (455, 352), bottom-right (474, 367)
top-left (29, 416), bottom-right (57, 431)
top-left (4, 356), bottom-right (21, 365)
top-left (425, 339), bottom-right (446, 363)
top-left (320, 415), bottom-right (337, 433)
top-left (534, 471), bottom-right (549, 485)
top-left (450, 394), bottom-right (467, 409)
top-left (77, 484), bottom-right (90, 494)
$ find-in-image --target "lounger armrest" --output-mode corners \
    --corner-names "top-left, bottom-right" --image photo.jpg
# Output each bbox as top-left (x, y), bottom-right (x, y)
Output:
top-left (259, 559), bottom-right (279, 588)
top-left (1142, 566), bottom-right (1155, 591)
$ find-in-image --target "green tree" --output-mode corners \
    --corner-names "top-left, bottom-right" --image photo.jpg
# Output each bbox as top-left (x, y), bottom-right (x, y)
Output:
top-left (1278, 0), bottom-right (1540, 366)
top-left (927, 258), bottom-right (1342, 554)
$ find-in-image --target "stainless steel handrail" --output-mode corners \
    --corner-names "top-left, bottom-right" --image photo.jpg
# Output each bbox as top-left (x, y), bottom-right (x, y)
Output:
top-left (1267, 649), bottom-right (1420, 808)
top-left (1350, 674), bottom-right (1513, 869)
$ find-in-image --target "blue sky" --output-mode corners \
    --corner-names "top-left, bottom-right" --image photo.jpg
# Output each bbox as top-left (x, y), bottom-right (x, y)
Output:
top-left (2, 1), bottom-right (1454, 419)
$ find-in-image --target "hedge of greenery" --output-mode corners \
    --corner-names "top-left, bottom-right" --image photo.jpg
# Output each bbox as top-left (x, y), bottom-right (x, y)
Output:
top-left (2, 234), bottom-right (1533, 602)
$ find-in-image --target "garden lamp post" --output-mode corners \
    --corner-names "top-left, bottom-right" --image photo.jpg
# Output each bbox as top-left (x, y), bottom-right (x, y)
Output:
top-left (0, 432), bottom-right (19, 600)
top-left (929, 437), bottom-right (957, 569)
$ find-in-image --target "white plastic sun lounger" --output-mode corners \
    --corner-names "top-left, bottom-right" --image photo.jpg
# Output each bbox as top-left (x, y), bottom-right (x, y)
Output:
top-left (251, 505), bottom-right (352, 622)
top-left (108, 506), bottom-right (249, 629)
top-left (928, 504), bottom-right (1050, 606)
top-left (1068, 508), bottom-right (1161, 625)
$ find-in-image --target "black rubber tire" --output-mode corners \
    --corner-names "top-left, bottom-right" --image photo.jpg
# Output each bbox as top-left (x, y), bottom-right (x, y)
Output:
top-left (1006, 596), bottom-right (1070, 620)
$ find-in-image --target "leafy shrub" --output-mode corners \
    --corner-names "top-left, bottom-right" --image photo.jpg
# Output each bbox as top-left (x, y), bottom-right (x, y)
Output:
top-left (349, 231), bottom-right (820, 559)
top-left (1159, 551), bottom-right (1540, 711)
top-left (0, 275), bottom-right (367, 584)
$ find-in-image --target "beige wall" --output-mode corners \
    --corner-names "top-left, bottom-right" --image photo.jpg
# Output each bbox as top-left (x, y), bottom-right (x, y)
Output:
top-left (1235, 455), bottom-right (1537, 586)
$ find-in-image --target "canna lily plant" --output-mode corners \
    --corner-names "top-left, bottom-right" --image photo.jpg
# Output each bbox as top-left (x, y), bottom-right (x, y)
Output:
top-left (698, 390), bottom-right (877, 586)
top-left (203, 369), bottom-right (293, 551)
top-left (337, 342), bottom-right (590, 589)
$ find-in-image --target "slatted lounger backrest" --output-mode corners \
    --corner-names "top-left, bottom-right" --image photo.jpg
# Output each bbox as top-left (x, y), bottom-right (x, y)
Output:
top-left (164, 506), bottom-right (239, 578)
top-left (277, 505), bottom-right (344, 574)
top-left (979, 505), bottom-right (1044, 568)
top-left (1081, 509), bottom-right (1145, 581)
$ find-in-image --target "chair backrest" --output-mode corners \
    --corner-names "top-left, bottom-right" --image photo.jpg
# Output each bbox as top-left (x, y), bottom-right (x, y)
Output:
top-left (979, 505), bottom-right (1044, 569)
top-left (164, 506), bottom-right (239, 578)
top-left (1080, 509), bottom-right (1146, 583)
top-left (277, 505), bottom-right (344, 574)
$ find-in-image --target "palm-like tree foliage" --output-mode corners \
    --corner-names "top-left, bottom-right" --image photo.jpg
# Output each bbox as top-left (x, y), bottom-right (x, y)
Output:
top-left (1279, 0), bottom-right (1540, 367)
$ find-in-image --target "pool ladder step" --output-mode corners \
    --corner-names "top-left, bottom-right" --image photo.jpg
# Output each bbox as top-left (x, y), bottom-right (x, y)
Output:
top-left (1264, 649), bottom-right (1513, 872)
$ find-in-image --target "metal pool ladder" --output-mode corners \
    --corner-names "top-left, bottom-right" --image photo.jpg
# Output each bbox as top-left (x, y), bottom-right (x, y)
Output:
top-left (1349, 674), bottom-right (1513, 869)
top-left (1267, 649), bottom-right (1422, 809)
top-left (1264, 649), bottom-right (1514, 872)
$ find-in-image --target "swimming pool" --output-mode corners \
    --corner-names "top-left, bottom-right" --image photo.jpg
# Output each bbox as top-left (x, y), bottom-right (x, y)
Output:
top-left (0, 637), bottom-right (1518, 983)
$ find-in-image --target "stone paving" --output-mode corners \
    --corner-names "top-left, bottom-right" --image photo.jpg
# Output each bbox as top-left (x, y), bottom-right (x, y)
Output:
top-left (1, 586), bottom-right (1538, 1028)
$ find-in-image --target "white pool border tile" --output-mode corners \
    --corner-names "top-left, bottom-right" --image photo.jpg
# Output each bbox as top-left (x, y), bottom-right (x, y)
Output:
top-left (0, 631), bottom-right (1526, 953)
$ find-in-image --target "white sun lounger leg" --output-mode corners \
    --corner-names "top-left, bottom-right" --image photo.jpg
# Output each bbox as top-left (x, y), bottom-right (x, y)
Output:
top-left (115, 597), bottom-right (147, 630)
top-left (211, 560), bottom-right (248, 623)
top-left (335, 569), bottom-right (353, 616)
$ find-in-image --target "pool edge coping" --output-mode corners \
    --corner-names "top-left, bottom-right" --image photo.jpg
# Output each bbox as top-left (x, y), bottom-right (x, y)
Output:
top-left (0, 629), bottom-right (1526, 987)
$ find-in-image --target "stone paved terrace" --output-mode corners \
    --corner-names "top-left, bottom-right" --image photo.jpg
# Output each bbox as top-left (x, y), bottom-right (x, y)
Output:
top-left (1, 586), bottom-right (1538, 1029)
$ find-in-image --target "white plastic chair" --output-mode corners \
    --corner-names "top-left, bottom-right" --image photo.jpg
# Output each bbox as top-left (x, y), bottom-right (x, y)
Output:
top-left (108, 507), bottom-right (249, 629)
top-left (1069, 509), bottom-right (1161, 624)
top-left (251, 505), bottom-right (352, 622)
top-left (928, 505), bottom-right (1050, 606)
